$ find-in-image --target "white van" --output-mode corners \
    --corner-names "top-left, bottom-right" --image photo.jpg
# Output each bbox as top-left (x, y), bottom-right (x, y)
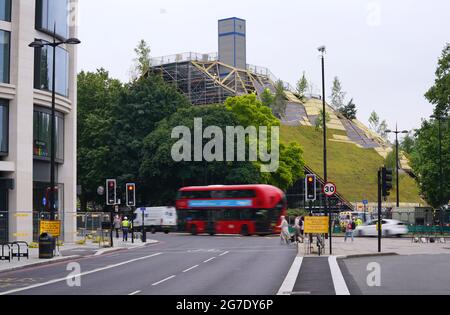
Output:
top-left (133, 207), bottom-right (177, 234)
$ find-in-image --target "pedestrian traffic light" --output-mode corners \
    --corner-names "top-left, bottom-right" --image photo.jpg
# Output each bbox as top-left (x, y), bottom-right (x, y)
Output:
top-left (106, 179), bottom-right (117, 206)
top-left (382, 167), bottom-right (393, 199)
top-left (126, 183), bottom-right (136, 207)
top-left (305, 174), bottom-right (317, 201)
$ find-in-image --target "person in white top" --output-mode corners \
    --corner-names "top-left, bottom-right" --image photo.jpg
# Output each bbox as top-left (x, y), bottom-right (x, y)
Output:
top-left (278, 216), bottom-right (290, 245)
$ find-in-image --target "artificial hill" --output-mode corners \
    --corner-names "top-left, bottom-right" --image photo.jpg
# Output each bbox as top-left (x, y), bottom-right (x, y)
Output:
top-left (150, 52), bottom-right (423, 206)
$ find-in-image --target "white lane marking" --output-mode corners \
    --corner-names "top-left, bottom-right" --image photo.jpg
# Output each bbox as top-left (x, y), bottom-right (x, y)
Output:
top-left (328, 256), bottom-right (350, 296)
top-left (182, 265), bottom-right (199, 273)
top-left (277, 256), bottom-right (303, 295)
top-left (129, 290), bottom-right (141, 296)
top-left (0, 253), bottom-right (163, 296)
top-left (152, 275), bottom-right (176, 286)
top-left (219, 251), bottom-right (230, 257)
top-left (203, 257), bottom-right (216, 263)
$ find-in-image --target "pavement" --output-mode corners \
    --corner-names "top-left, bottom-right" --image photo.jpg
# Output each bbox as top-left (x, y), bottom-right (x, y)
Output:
top-left (0, 234), bottom-right (297, 295)
top-left (282, 236), bottom-right (450, 296)
top-left (0, 237), bottom-right (158, 274)
top-left (339, 254), bottom-right (450, 295)
top-left (298, 236), bottom-right (450, 257)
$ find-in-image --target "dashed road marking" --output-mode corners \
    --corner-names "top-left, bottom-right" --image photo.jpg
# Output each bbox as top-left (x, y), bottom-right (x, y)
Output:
top-left (152, 275), bottom-right (176, 286)
top-left (203, 257), bottom-right (216, 263)
top-left (219, 251), bottom-right (230, 257)
top-left (129, 290), bottom-right (141, 295)
top-left (182, 265), bottom-right (199, 273)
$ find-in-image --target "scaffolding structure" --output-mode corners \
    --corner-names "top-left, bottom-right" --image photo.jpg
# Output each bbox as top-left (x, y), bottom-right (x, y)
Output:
top-left (150, 52), bottom-right (293, 106)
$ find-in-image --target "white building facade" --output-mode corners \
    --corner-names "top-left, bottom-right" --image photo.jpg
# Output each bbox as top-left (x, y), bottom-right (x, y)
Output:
top-left (0, 0), bottom-right (78, 243)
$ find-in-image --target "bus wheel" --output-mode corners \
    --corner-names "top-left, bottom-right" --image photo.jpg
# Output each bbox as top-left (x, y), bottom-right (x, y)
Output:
top-left (191, 225), bottom-right (198, 236)
top-left (151, 227), bottom-right (157, 234)
top-left (240, 225), bottom-right (250, 237)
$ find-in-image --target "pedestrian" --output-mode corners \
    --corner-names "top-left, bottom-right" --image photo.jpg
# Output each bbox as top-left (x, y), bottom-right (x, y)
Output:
top-left (113, 215), bottom-right (122, 239)
top-left (122, 216), bottom-right (131, 242)
top-left (356, 217), bottom-right (363, 227)
top-left (277, 216), bottom-right (290, 245)
top-left (345, 218), bottom-right (355, 242)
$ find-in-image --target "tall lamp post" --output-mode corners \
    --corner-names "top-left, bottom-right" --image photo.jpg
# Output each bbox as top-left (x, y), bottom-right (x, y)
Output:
top-left (386, 125), bottom-right (408, 208)
top-left (318, 45), bottom-right (332, 255)
top-left (29, 27), bottom-right (81, 221)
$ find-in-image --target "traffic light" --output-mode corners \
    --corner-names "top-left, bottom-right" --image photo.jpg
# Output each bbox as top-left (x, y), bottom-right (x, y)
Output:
top-left (382, 167), bottom-right (393, 199)
top-left (106, 179), bottom-right (117, 206)
top-left (126, 183), bottom-right (136, 207)
top-left (305, 174), bottom-right (317, 201)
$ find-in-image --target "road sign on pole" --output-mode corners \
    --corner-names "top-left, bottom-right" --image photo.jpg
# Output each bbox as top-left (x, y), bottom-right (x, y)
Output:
top-left (323, 182), bottom-right (337, 197)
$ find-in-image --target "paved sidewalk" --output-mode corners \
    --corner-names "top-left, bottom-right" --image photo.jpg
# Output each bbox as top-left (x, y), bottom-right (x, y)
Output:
top-left (299, 237), bottom-right (450, 257)
top-left (0, 239), bottom-right (158, 274)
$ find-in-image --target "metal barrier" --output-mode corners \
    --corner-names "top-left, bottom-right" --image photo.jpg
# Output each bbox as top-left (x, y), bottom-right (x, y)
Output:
top-left (11, 242), bottom-right (29, 261)
top-left (1, 243), bottom-right (11, 262)
top-left (411, 225), bottom-right (448, 243)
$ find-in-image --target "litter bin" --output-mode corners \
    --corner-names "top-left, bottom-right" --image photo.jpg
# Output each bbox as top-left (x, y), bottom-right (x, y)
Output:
top-left (39, 233), bottom-right (55, 259)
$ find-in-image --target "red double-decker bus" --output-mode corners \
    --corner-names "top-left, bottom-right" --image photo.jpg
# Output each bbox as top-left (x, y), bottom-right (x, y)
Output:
top-left (176, 185), bottom-right (287, 236)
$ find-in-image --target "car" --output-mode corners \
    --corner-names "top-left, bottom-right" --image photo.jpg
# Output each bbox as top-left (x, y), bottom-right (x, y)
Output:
top-left (354, 219), bottom-right (409, 237)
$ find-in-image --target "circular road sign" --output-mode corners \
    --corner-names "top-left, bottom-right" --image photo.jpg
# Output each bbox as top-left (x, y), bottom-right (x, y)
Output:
top-left (323, 182), bottom-right (337, 197)
top-left (97, 186), bottom-right (105, 196)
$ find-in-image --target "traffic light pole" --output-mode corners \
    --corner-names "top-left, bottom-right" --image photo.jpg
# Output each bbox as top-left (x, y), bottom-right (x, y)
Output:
top-left (378, 169), bottom-right (382, 253)
top-left (110, 206), bottom-right (114, 248)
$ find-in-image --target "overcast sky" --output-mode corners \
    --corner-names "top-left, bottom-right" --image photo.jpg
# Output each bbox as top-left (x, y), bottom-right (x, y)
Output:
top-left (78, 0), bottom-right (449, 138)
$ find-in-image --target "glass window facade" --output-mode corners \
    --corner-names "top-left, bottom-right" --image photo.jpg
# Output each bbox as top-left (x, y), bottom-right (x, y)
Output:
top-left (0, 99), bottom-right (7, 154)
top-left (33, 108), bottom-right (64, 162)
top-left (34, 44), bottom-right (69, 97)
top-left (0, 0), bottom-right (11, 22)
top-left (0, 30), bottom-right (10, 84)
top-left (35, 0), bottom-right (69, 39)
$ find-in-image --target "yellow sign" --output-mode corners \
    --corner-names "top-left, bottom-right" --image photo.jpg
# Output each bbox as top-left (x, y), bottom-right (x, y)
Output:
top-left (304, 216), bottom-right (329, 234)
top-left (40, 220), bottom-right (61, 237)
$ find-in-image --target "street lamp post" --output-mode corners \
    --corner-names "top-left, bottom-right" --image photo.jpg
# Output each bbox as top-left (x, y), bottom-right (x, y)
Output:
top-left (318, 45), bottom-right (332, 255)
top-left (386, 125), bottom-right (408, 208)
top-left (30, 25), bottom-right (80, 221)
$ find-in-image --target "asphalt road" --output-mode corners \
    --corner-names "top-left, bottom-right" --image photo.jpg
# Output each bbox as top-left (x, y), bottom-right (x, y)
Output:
top-left (339, 254), bottom-right (450, 295)
top-left (0, 234), bottom-right (297, 295)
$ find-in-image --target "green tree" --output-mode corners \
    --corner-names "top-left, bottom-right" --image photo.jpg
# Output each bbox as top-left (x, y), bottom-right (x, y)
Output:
top-left (410, 119), bottom-right (450, 208)
top-left (272, 80), bottom-right (287, 119)
top-left (339, 98), bottom-right (357, 120)
top-left (315, 109), bottom-right (331, 131)
top-left (260, 88), bottom-right (275, 108)
top-left (369, 110), bottom-right (388, 140)
top-left (400, 133), bottom-right (415, 155)
top-left (226, 95), bottom-right (304, 191)
top-left (77, 69), bottom-right (124, 211)
top-left (131, 39), bottom-right (151, 80)
top-left (139, 106), bottom-right (262, 204)
top-left (330, 77), bottom-right (346, 110)
top-left (225, 94), bottom-right (280, 129)
top-left (425, 43), bottom-right (450, 117)
top-left (108, 75), bottom-right (190, 197)
top-left (296, 72), bottom-right (309, 100)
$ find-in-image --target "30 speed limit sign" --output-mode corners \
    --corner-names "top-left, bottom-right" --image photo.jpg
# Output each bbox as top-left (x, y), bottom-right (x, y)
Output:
top-left (323, 182), bottom-right (337, 197)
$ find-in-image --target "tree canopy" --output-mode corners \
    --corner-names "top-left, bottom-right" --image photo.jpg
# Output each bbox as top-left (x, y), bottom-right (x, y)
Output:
top-left (425, 43), bottom-right (450, 117)
top-left (339, 98), bottom-right (357, 120)
top-left (410, 119), bottom-right (450, 208)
